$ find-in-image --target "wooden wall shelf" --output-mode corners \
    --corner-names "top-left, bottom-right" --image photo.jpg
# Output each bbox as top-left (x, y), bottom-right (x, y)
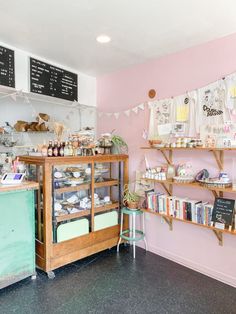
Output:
top-left (140, 146), bottom-right (236, 245)
top-left (143, 178), bottom-right (235, 197)
top-left (142, 209), bottom-right (236, 246)
top-left (140, 146), bottom-right (232, 170)
top-left (140, 146), bottom-right (236, 151)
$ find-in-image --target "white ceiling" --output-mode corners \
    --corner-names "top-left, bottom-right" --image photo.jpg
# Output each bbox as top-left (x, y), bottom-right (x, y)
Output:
top-left (0, 0), bottom-right (236, 77)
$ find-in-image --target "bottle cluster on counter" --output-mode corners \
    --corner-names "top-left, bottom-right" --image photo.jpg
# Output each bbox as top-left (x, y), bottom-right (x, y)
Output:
top-left (27, 129), bottom-right (128, 157)
top-left (46, 140), bottom-right (73, 157)
top-left (42, 138), bottom-right (89, 157)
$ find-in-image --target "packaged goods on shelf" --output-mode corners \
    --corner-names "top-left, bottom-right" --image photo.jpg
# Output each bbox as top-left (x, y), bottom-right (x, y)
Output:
top-left (143, 166), bottom-right (168, 181)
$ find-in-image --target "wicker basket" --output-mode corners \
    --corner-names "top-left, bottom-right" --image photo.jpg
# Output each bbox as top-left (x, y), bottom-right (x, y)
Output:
top-left (198, 179), bottom-right (232, 189)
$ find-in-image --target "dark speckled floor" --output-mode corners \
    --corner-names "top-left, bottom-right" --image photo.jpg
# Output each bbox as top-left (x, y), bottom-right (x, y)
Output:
top-left (0, 246), bottom-right (235, 314)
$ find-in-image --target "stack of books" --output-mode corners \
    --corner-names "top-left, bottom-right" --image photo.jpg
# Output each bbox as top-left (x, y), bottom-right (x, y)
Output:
top-left (146, 191), bottom-right (213, 226)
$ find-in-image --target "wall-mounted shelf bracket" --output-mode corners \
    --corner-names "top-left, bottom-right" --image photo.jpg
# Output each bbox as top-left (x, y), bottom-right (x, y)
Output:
top-left (160, 150), bottom-right (172, 165)
top-left (211, 190), bottom-right (220, 198)
top-left (211, 190), bottom-right (224, 198)
top-left (160, 183), bottom-right (171, 196)
top-left (211, 150), bottom-right (224, 171)
top-left (162, 216), bottom-right (173, 231)
top-left (213, 229), bottom-right (223, 246)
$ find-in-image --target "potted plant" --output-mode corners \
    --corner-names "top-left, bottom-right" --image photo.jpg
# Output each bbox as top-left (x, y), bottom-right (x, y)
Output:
top-left (123, 184), bottom-right (140, 210)
top-left (111, 134), bottom-right (128, 154)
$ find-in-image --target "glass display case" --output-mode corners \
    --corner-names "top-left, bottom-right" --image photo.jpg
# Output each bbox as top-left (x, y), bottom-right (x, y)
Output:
top-left (20, 154), bottom-right (128, 278)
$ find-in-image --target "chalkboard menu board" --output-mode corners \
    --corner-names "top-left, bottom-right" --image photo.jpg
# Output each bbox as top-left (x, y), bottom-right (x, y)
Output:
top-left (0, 46), bottom-right (15, 88)
top-left (212, 197), bottom-right (235, 226)
top-left (30, 58), bottom-right (78, 101)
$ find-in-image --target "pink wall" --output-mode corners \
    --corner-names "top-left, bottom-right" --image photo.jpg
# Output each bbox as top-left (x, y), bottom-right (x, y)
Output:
top-left (97, 33), bottom-right (236, 287)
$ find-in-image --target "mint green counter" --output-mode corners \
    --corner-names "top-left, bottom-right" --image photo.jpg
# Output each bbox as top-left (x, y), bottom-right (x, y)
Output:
top-left (0, 182), bottom-right (38, 289)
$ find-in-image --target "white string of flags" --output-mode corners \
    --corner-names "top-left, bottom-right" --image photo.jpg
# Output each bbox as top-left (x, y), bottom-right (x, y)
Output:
top-left (98, 102), bottom-right (146, 119)
top-left (0, 88), bottom-right (96, 112)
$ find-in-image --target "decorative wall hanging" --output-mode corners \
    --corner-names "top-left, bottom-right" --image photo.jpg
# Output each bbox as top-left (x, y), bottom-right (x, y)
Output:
top-left (198, 81), bottom-right (226, 131)
top-left (148, 89), bottom-right (156, 99)
top-left (148, 98), bottom-right (173, 139)
top-left (225, 73), bottom-right (236, 118)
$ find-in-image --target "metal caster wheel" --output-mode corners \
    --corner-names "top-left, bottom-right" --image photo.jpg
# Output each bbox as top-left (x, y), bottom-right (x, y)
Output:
top-left (47, 271), bottom-right (55, 279)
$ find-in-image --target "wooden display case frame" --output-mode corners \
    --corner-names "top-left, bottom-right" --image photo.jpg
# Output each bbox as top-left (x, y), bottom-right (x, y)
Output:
top-left (20, 154), bottom-right (128, 277)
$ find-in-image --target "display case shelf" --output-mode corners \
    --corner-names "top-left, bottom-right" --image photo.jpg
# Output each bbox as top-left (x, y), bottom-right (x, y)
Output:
top-left (55, 202), bottom-right (119, 223)
top-left (94, 201), bottom-right (119, 214)
top-left (55, 183), bottom-right (91, 194)
top-left (56, 209), bottom-right (90, 223)
top-left (94, 179), bottom-right (118, 188)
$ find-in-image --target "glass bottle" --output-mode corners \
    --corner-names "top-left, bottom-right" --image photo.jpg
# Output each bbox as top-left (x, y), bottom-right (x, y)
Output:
top-left (64, 142), bottom-right (69, 156)
top-left (57, 141), bottom-right (61, 156)
top-left (59, 142), bottom-right (65, 157)
top-left (47, 141), bottom-right (53, 157)
top-left (68, 141), bottom-right (73, 156)
top-left (53, 140), bottom-right (58, 157)
top-left (41, 140), bottom-right (48, 157)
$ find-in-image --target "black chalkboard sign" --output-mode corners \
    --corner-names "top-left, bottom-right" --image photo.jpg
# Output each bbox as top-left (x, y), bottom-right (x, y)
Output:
top-left (30, 58), bottom-right (78, 101)
top-left (0, 46), bottom-right (15, 88)
top-left (212, 198), bottom-right (235, 226)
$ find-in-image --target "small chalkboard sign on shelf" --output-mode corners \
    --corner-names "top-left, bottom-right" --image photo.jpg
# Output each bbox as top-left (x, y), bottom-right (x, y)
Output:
top-left (211, 197), bottom-right (235, 230)
top-left (30, 58), bottom-right (78, 101)
top-left (0, 45), bottom-right (15, 88)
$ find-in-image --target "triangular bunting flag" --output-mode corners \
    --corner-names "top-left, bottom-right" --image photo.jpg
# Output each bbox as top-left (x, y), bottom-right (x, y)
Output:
top-left (24, 95), bottom-right (30, 103)
top-left (132, 106), bottom-right (139, 114)
top-left (124, 110), bottom-right (131, 117)
top-left (98, 112), bottom-right (104, 118)
top-left (138, 103), bottom-right (145, 110)
top-left (17, 89), bottom-right (23, 97)
top-left (114, 112), bottom-right (120, 119)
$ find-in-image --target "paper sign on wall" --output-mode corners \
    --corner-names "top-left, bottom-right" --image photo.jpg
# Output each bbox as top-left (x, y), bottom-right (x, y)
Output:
top-left (157, 123), bottom-right (172, 135)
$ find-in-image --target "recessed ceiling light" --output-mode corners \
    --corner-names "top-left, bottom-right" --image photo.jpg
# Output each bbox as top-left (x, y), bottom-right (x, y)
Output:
top-left (96, 34), bottom-right (111, 43)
